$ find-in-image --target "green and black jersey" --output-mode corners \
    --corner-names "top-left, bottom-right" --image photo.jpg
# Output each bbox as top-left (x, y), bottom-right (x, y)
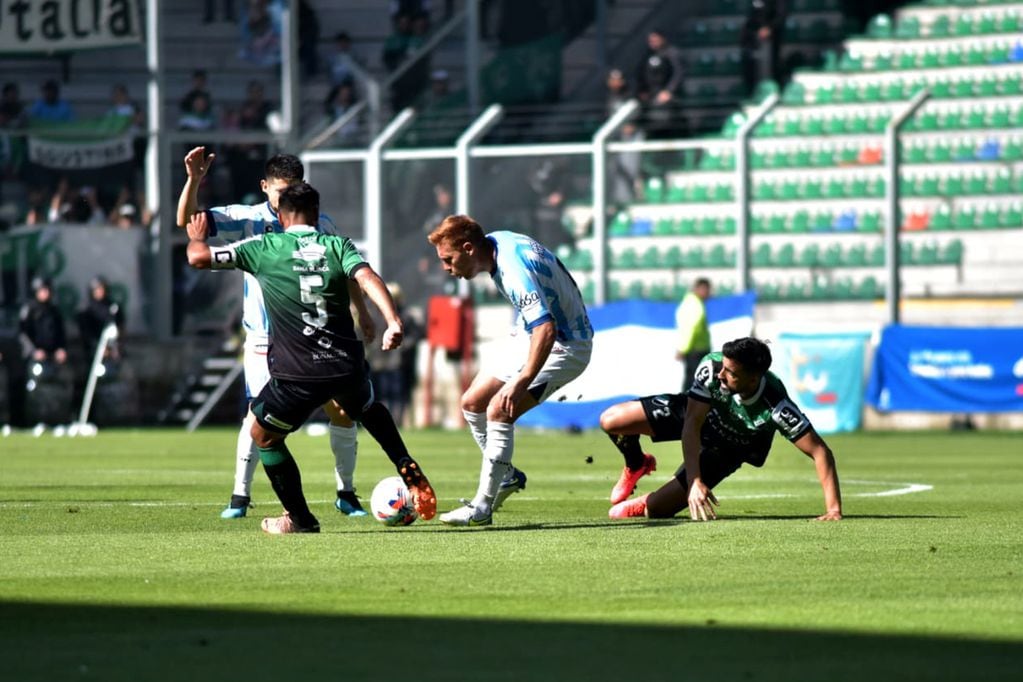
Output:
top-left (688, 352), bottom-right (813, 465)
top-left (210, 226), bottom-right (367, 381)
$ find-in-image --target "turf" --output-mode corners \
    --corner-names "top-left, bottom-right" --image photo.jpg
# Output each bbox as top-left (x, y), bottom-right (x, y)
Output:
top-left (1, 428), bottom-right (1021, 681)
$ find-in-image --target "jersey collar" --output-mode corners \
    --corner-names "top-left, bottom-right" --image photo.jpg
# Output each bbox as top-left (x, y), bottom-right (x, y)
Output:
top-left (734, 375), bottom-right (766, 406)
top-left (284, 225), bottom-right (317, 233)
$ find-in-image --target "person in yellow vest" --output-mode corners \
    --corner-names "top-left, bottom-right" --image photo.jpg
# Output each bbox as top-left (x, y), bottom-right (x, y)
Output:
top-left (675, 277), bottom-right (711, 391)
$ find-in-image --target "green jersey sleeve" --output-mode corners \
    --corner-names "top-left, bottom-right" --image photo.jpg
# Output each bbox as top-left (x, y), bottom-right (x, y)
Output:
top-left (331, 236), bottom-right (367, 277)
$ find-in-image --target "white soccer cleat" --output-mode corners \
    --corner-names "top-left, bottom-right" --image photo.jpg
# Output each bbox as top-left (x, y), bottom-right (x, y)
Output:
top-left (440, 500), bottom-right (493, 527)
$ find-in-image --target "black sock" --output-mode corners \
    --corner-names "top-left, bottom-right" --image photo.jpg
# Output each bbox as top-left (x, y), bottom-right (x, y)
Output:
top-left (609, 433), bottom-right (646, 471)
top-left (229, 494), bottom-right (250, 509)
top-left (358, 402), bottom-right (411, 468)
top-left (259, 444), bottom-right (318, 527)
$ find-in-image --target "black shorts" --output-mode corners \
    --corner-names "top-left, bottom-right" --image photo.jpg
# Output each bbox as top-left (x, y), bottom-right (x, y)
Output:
top-left (251, 372), bottom-right (374, 436)
top-left (638, 393), bottom-right (687, 442)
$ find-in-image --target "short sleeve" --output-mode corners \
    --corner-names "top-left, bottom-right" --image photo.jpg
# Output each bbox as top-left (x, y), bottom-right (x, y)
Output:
top-left (209, 236), bottom-right (261, 272)
top-left (770, 398), bottom-right (813, 442)
top-left (686, 354), bottom-right (716, 402)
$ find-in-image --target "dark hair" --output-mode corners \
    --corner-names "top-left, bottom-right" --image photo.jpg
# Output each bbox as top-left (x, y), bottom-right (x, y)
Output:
top-left (722, 337), bottom-right (772, 375)
top-left (265, 154), bottom-right (304, 183)
top-left (694, 277), bottom-right (711, 289)
top-left (277, 182), bottom-right (319, 218)
top-left (31, 276), bottom-right (52, 291)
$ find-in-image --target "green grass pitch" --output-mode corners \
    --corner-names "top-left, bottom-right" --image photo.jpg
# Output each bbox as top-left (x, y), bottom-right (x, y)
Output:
top-left (1, 427), bottom-right (1021, 681)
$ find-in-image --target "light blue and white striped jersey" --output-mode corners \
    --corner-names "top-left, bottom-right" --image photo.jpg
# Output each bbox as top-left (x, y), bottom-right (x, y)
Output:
top-left (206, 201), bottom-right (338, 347)
top-left (488, 231), bottom-right (593, 343)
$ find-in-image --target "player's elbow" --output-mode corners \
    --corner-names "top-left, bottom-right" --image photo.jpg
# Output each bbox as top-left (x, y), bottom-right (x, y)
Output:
top-left (186, 242), bottom-right (210, 269)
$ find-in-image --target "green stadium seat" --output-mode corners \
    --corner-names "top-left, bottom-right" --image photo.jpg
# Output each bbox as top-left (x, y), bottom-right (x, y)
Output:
top-left (644, 177), bottom-right (665, 203)
top-left (861, 211), bottom-right (881, 232)
top-left (820, 244), bottom-right (842, 267)
top-left (610, 212), bottom-right (632, 236)
top-left (791, 210), bottom-right (811, 232)
top-left (797, 242), bottom-right (820, 266)
top-left (993, 170), bottom-right (1012, 194)
top-left (664, 245), bottom-right (684, 268)
top-left (953, 207), bottom-right (976, 230)
top-left (722, 216), bottom-right (737, 234)
top-left (640, 246), bottom-right (661, 268)
top-left (930, 15), bottom-right (950, 37)
top-left (706, 244), bottom-right (729, 268)
top-left (895, 16), bottom-right (920, 39)
top-left (940, 239), bottom-right (963, 264)
top-left (1008, 138), bottom-right (1023, 161)
top-left (856, 275), bottom-right (880, 300)
top-left (955, 14), bottom-right (973, 36)
top-left (1001, 202), bottom-right (1023, 228)
top-left (683, 246), bottom-right (705, 268)
top-left (899, 241), bottom-right (916, 265)
top-left (614, 248), bottom-right (638, 269)
top-left (653, 217), bottom-right (674, 236)
top-left (916, 242), bottom-right (939, 265)
top-left (768, 214), bottom-right (787, 232)
top-left (627, 280), bottom-right (646, 299)
top-left (931, 204), bottom-right (952, 230)
top-left (869, 243), bottom-right (885, 266)
top-left (648, 282), bottom-right (670, 301)
top-left (775, 243), bottom-right (796, 267)
top-left (845, 243), bottom-right (867, 267)
top-left (868, 14), bottom-right (892, 38)
top-left (678, 217), bottom-right (696, 235)
top-left (752, 243), bottom-right (773, 267)
top-left (990, 106), bottom-right (1011, 128)
top-left (980, 205), bottom-right (1000, 229)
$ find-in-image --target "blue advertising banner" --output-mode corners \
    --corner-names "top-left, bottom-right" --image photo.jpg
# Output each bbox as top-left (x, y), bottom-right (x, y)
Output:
top-left (775, 332), bottom-right (871, 433)
top-left (866, 325), bottom-right (1023, 413)
top-left (518, 293), bottom-right (756, 429)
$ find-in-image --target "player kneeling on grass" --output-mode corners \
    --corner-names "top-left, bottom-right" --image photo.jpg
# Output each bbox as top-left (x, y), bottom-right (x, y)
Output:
top-left (186, 182), bottom-right (436, 533)
top-left (602, 337), bottom-right (843, 521)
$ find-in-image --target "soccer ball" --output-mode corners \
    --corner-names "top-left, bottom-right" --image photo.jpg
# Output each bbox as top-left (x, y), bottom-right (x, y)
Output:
top-left (370, 476), bottom-right (418, 526)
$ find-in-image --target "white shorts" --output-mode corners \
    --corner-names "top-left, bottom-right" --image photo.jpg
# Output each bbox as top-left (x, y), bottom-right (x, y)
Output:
top-left (244, 343), bottom-right (270, 400)
top-left (492, 339), bottom-right (592, 404)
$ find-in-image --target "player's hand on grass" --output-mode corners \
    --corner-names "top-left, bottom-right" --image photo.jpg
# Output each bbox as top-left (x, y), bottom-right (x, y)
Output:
top-left (187, 212), bottom-right (210, 242)
top-left (688, 479), bottom-right (718, 521)
top-left (816, 510), bottom-right (843, 521)
top-left (381, 321), bottom-right (403, 351)
top-left (184, 146), bottom-right (215, 179)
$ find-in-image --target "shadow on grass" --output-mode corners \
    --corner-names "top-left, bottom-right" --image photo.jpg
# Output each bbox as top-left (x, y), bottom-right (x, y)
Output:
top-left (2, 601), bottom-right (1019, 682)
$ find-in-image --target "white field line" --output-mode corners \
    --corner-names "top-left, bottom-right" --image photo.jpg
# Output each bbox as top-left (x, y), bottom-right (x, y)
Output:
top-left (0, 480), bottom-right (931, 509)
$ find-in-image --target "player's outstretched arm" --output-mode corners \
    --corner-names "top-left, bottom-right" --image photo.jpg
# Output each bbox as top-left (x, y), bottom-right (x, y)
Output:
top-left (353, 267), bottom-right (403, 351)
top-left (347, 279), bottom-right (376, 343)
top-left (681, 399), bottom-right (718, 521)
top-left (176, 146), bottom-right (216, 229)
top-left (794, 430), bottom-right (843, 521)
top-left (185, 213), bottom-right (214, 269)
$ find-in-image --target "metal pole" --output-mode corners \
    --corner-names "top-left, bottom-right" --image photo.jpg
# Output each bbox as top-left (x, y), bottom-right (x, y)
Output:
top-left (280, 3), bottom-right (301, 150)
top-left (591, 99), bottom-right (640, 306)
top-left (884, 88), bottom-right (930, 324)
top-left (144, 0), bottom-right (171, 338)
top-left (75, 324), bottom-right (119, 428)
top-left (734, 93), bottom-right (779, 294)
top-left (467, 0), bottom-right (481, 115)
top-left (365, 108), bottom-right (416, 276)
top-left (455, 104), bottom-right (504, 216)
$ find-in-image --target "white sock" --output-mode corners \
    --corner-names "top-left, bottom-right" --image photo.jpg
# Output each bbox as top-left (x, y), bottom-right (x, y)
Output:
top-left (473, 421), bottom-right (514, 513)
top-left (233, 413), bottom-right (259, 498)
top-left (330, 423), bottom-right (359, 492)
top-left (463, 409), bottom-right (488, 453)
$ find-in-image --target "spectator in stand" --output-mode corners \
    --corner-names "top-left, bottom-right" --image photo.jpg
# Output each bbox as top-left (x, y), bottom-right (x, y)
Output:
top-left (383, 12), bottom-right (419, 111)
top-left (46, 179), bottom-right (106, 225)
top-left (297, 0), bottom-right (320, 77)
top-left (239, 0), bottom-right (283, 68)
top-left (741, 0), bottom-right (789, 96)
top-left (1, 83), bottom-right (28, 128)
top-left (29, 80), bottom-right (75, 124)
top-left (108, 84), bottom-right (147, 178)
top-left (76, 276), bottom-right (124, 362)
top-left (416, 69), bottom-right (454, 110)
top-left (323, 82), bottom-right (361, 146)
top-left (605, 68), bottom-right (644, 205)
top-left (179, 92), bottom-right (216, 133)
top-left (529, 158), bottom-right (574, 252)
top-left (19, 277), bottom-right (67, 366)
top-left (180, 70), bottom-right (212, 116)
top-left (634, 30), bottom-right (684, 139)
top-left (226, 81), bottom-right (272, 199)
top-left (329, 32), bottom-right (362, 88)
top-left (204, 0), bottom-right (236, 23)
top-left (108, 187), bottom-right (145, 228)
top-left (390, 0), bottom-right (431, 19)
top-left (1, 84), bottom-right (27, 205)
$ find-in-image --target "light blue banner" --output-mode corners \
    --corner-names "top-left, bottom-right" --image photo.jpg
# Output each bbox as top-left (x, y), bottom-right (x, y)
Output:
top-left (866, 325), bottom-right (1023, 413)
top-left (775, 332), bottom-right (871, 433)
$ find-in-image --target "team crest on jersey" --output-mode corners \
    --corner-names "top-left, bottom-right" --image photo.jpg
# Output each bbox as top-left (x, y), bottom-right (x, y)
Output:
top-left (293, 238), bottom-right (327, 263)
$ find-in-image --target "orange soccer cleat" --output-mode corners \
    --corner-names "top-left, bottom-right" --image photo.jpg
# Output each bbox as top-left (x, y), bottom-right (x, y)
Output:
top-left (610, 454), bottom-right (657, 505)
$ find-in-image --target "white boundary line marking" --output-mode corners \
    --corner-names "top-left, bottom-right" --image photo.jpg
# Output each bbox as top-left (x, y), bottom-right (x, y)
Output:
top-left (0, 479), bottom-right (932, 509)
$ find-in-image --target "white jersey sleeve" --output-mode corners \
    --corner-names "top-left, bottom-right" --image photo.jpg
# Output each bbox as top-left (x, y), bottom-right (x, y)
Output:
top-left (488, 231), bottom-right (593, 343)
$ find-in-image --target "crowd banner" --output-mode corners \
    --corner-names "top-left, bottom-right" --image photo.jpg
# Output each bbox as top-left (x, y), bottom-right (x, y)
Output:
top-left (518, 293), bottom-right (756, 429)
top-left (866, 324), bottom-right (1023, 413)
top-left (775, 332), bottom-right (871, 433)
top-left (0, 0), bottom-right (141, 54)
top-left (26, 114), bottom-right (135, 170)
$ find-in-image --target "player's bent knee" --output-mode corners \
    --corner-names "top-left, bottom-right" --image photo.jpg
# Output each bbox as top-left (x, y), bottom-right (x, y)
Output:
top-left (599, 406), bottom-right (622, 434)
